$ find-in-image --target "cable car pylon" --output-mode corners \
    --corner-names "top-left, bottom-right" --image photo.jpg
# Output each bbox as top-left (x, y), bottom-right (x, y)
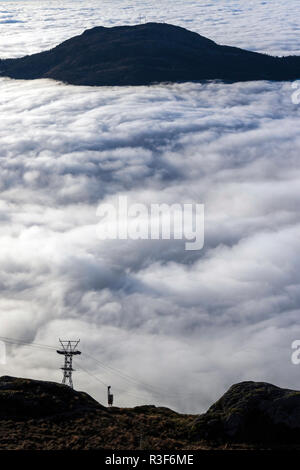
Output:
top-left (57, 339), bottom-right (81, 388)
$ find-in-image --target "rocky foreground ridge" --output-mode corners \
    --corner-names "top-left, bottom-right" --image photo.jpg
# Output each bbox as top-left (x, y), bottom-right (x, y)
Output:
top-left (1, 376), bottom-right (300, 450)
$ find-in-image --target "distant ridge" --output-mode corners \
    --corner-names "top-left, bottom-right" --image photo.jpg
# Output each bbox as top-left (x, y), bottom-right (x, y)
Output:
top-left (1, 23), bottom-right (300, 86)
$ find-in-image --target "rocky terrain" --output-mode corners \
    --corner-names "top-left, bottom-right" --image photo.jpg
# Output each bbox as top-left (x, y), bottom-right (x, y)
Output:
top-left (1, 376), bottom-right (300, 450)
top-left (193, 381), bottom-right (300, 446)
top-left (0, 376), bottom-right (195, 450)
top-left (1, 23), bottom-right (300, 86)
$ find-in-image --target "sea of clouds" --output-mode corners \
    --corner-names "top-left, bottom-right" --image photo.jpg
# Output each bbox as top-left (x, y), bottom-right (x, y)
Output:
top-left (0, 0), bottom-right (300, 412)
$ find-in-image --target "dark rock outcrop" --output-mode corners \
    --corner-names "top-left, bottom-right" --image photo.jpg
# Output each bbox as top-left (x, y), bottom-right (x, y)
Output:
top-left (1, 23), bottom-right (300, 86)
top-left (0, 375), bottom-right (105, 419)
top-left (193, 381), bottom-right (300, 445)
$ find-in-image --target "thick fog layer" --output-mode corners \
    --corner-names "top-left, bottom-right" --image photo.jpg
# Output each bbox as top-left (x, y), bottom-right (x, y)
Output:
top-left (0, 1), bottom-right (300, 412)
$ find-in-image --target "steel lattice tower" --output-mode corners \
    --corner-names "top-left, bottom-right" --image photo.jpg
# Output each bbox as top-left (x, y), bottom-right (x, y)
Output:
top-left (57, 339), bottom-right (81, 388)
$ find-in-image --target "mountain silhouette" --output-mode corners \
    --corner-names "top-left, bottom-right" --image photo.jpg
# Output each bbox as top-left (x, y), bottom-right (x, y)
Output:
top-left (1, 23), bottom-right (300, 86)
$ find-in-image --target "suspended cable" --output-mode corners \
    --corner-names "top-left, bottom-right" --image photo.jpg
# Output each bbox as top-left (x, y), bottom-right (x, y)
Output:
top-left (74, 359), bottom-right (155, 402)
top-left (83, 351), bottom-right (197, 398)
top-left (0, 335), bottom-right (56, 351)
top-left (74, 360), bottom-right (108, 388)
top-left (0, 335), bottom-right (198, 399)
top-left (83, 351), bottom-right (168, 396)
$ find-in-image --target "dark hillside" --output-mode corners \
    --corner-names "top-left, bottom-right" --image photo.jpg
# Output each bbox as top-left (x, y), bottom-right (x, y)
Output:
top-left (1, 23), bottom-right (300, 86)
top-left (1, 376), bottom-right (300, 449)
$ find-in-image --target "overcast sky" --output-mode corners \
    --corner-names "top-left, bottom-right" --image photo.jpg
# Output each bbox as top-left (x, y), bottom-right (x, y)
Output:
top-left (0, 0), bottom-right (300, 413)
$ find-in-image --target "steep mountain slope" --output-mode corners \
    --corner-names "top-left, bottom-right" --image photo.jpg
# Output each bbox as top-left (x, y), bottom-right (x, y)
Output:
top-left (1, 23), bottom-right (300, 86)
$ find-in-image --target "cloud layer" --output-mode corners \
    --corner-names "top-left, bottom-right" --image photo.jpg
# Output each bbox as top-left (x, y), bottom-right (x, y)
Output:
top-left (0, 1), bottom-right (300, 412)
top-left (1, 0), bottom-right (300, 58)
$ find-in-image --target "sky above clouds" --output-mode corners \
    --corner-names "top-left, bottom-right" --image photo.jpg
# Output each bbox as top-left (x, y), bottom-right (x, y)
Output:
top-left (0, 1), bottom-right (300, 412)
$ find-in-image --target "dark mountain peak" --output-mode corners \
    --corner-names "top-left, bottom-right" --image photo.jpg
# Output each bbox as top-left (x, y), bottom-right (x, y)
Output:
top-left (81, 22), bottom-right (213, 40)
top-left (65, 22), bottom-right (217, 51)
top-left (1, 23), bottom-right (300, 86)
